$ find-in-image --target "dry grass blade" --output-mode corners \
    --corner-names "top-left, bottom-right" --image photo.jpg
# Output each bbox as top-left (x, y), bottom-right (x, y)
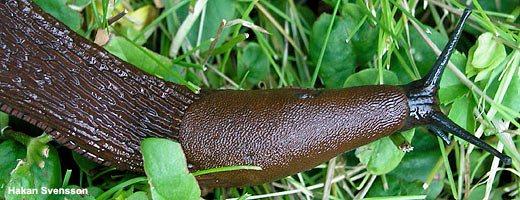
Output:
top-left (170, 0), bottom-right (208, 57)
top-left (322, 157), bottom-right (337, 200)
top-left (255, 2), bottom-right (304, 57)
top-left (226, 175), bottom-right (348, 200)
top-left (202, 20), bottom-right (226, 65)
top-left (225, 19), bottom-right (270, 34)
top-left (355, 174), bottom-right (377, 199)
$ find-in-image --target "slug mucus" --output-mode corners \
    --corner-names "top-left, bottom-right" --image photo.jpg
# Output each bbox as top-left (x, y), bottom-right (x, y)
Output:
top-left (0, 0), bottom-right (512, 187)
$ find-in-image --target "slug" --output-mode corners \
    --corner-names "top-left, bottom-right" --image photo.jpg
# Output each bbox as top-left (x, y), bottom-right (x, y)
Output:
top-left (0, 0), bottom-right (511, 188)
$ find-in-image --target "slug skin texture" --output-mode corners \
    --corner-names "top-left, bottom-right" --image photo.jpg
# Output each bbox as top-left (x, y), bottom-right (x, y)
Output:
top-left (181, 87), bottom-right (407, 187)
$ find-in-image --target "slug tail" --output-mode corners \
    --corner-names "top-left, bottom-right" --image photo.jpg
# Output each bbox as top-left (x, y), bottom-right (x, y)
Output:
top-left (401, 8), bottom-right (511, 165)
top-left (0, 0), bottom-right (198, 171)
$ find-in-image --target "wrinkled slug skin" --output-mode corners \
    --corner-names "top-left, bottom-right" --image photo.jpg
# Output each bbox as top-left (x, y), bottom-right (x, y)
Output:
top-left (181, 86), bottom-right (408, 187)
top-left (0, 0), bottom-right (411, 188)
top-left (0, 0), bottom-right (198, 171)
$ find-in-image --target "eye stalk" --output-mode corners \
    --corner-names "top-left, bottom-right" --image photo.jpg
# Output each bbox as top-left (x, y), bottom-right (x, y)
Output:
top-left (400, 9), bottom-right (512, 165)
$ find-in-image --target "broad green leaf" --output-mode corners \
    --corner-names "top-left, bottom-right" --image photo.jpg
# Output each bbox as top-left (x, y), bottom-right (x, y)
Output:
top-left (341, 3), bottom-right (378, 66)
top-left (5, 146), bottom-right (61, 200)
top-left (180, 0), bottom-right (236, 50)
top-left (466, 32), bottom-right (506, 81)
top-left (438, 52), bottom-right (468, 104)
top-left (30, 145), bottom-right (61, 196)
top-left (389, 129), bottom-right (442, 182)
top-left (309, 14), bottom-right (355, 88)
top-left (34, 0), bottom-right (81, 32)
top-left (72, 152), bottom-right (100, 174)
top-left (119, 5), bottom-right (158, 31)
top-left (0, 112), bottom-right (8, 129)
top-left (391, 26), bottom-right (449, 84)
top-left (85, 186), bottom-right (103, 198)
top-left (468, 151), bottom-right (492, 180)
top-left (117, 5), bottom-right (159, 45)
top-left (142, 138), bottom-right (200, 200)
top-left (343, 68), bottom-right (398, 87)
top-left (468, 184), bottom-right (506, 200)
top-left (68, 0), bottom-right (90, 6)
top-left (355, 129), bottom-right (414, 175)
top-left (126, 191), bottom-right (150, 200)
top-left (297, 4), bottom-right (316, 30)
top-left (241, 43), bottom-right (270, 84)
top-left (4, 160), bottom-right (35, 200)
top-left (376, 132), bottom-right (445, 200)
top-left (104, 37), bottom-right (185, 83)
top-left (448, 96), bottom-right (476, 144)
top-left (0, 140), bottom-right (26, 197)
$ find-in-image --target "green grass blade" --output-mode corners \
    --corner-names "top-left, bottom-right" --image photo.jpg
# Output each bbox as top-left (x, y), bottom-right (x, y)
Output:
top-left (192, 166), bottom-right (262, 176)
top-left (309, 0), bottom-right (341, 87)
top-left (95, 177), bottom-right (147, 200)
top-left (438, 138), bottom-right (458, 199)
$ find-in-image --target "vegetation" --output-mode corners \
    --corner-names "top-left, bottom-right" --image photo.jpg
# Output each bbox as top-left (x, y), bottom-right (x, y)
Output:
top-left (1, 0), bottom-right (519, 199)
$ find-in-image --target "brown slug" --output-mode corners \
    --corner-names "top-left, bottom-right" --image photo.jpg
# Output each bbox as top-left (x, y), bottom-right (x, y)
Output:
top-left (0, 0), bottom-right (511, 187)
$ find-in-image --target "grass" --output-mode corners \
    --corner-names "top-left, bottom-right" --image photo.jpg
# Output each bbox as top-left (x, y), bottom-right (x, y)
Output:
top-left (1, 0), bottom-right (520, 199)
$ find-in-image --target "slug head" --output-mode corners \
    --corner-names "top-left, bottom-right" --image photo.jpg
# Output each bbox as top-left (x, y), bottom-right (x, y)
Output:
top-left (400, 9), bottom-right (512, 165)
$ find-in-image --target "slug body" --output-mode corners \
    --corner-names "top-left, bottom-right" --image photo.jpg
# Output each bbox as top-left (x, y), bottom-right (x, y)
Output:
top-left (182, 87), bottom-right (407, 186)
top-left (0, 0), bottom-right (510, 188)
